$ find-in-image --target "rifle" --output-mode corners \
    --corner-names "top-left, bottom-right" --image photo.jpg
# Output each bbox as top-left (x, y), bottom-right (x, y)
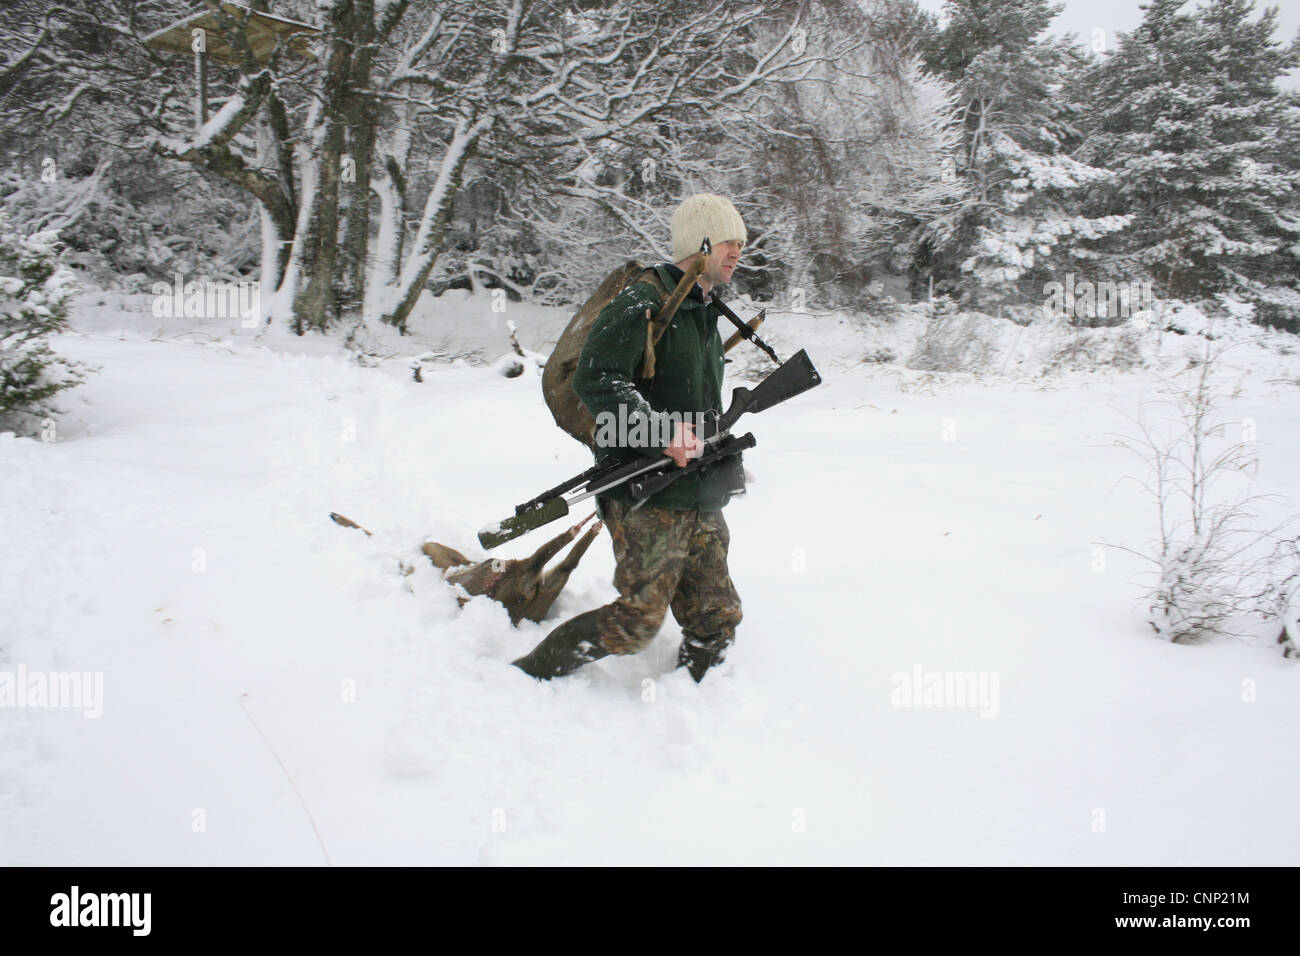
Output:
top-left (478, 349), bottom-right (821, 549)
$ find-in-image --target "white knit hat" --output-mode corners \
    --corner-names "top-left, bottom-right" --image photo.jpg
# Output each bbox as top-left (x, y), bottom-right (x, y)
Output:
top-left (670, 193), bottom-right (747, 262)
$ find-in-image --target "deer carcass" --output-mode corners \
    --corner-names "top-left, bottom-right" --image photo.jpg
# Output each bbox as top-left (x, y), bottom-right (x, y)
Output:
top-left (329, 511), bottom-right (603, 625)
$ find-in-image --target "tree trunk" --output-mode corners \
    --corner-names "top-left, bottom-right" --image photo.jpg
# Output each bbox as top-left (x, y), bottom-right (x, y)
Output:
top-left (338, 4), bottom-right (378, 315)
top-left (371, 154), bottom-right (407, 287)
top-left (366, 115), bottom-right (412, 326)
top-left (292, 1), bottom-right (372, 334)
top-left (378, 113), bottom-right (492, 332)
top-left (259, 203), bottom-right (294, 322)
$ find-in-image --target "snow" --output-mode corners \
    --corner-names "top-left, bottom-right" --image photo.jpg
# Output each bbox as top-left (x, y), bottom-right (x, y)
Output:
top-left (191, 94), bottom-right (248, 152)
top-left (2, 287), bottom-right (1299, 865)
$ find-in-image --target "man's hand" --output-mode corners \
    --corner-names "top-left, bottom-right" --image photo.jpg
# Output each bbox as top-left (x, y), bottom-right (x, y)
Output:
top-left (664, 420), bottom-right (704, 468)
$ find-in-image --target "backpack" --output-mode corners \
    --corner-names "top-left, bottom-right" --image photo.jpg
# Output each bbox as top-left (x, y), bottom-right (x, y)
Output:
top-left (542, 260), bottom-right (669, 448)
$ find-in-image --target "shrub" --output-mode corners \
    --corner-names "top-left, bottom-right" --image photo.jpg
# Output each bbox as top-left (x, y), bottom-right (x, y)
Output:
top-left (0, 216), bottom-right (88, 433)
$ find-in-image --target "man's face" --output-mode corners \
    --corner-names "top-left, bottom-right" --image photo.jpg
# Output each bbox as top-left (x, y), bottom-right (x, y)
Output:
top-left (704, 239), bottom-right (743, 287)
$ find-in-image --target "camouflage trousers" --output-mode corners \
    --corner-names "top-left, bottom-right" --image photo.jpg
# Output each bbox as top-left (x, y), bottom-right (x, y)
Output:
top-left (594, 498), bottom-right (743, 657)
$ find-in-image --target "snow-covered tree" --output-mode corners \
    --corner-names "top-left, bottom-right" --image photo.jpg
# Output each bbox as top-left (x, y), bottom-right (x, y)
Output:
top-left (0, 153), bottom-right (261, 288)
top-left (483, 0), bottom-right (967, 309)
top-left (745, 0), bottom-right (965, 306)
top-left (0, 214), bottom-right (86, 432)
top-left (2, 0), bottom-right (978, 325)
top-left (8, 0), bottom-right (840, 335)
top-left (393, 1), bottom-right (853, 309)
top-left (0, 1), bottom-right (263, 283)
top-left (1076, 0), bottom-right (1300, 324)
top-left (912, 0), bottom-right (1128, 311)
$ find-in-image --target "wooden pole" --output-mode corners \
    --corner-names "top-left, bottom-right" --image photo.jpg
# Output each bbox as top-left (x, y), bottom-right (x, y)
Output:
top-left (723, 313), bottom-right (766, 353)
top-left (641, 239), bottom-right (710, 379)
top-left (195, 48), bottom-right (208, 133)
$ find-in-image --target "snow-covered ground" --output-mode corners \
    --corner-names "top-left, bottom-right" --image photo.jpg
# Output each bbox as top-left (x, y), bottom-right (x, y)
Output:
top-left (2, 287), bottom-right (1298, 865)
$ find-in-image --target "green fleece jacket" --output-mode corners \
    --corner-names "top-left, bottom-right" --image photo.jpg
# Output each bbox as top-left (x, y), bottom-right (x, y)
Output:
top-left (573, 263), bottom-right (739, 511)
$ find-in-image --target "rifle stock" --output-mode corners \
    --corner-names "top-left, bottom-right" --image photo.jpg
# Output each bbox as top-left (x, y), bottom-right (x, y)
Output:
top-left (715, 349), bottom-right (821, 435)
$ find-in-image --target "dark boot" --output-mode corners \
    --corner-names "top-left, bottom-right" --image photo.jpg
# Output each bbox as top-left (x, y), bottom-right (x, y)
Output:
top-left (676, 635), bottom-right (730, 683)
top-left (512, 609), bottom-right (610, 679)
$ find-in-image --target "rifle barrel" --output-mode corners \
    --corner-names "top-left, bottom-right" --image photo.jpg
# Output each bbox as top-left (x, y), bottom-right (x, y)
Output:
top-left (515, 458), bottom-right (621, 514)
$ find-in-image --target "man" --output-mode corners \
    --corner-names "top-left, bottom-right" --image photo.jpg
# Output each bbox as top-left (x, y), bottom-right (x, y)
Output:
top-left (513, 193), bottom-right (748, 683)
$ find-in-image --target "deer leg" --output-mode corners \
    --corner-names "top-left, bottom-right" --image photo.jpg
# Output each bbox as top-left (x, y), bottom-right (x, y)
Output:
top-left (329, 512), bottom-right (373, 536)
top-left (524, 512), bottom-right (598, 573)
top-left (549, 522), bottom-right (604, 576)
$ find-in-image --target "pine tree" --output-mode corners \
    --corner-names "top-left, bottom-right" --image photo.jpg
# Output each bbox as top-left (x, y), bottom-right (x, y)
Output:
top-left (1076, 0), bottom-right (1300, 324)
top-left (0, 214), bottom-right (87, 432)
top-left (913, 0), bottom-right (1127, 312)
